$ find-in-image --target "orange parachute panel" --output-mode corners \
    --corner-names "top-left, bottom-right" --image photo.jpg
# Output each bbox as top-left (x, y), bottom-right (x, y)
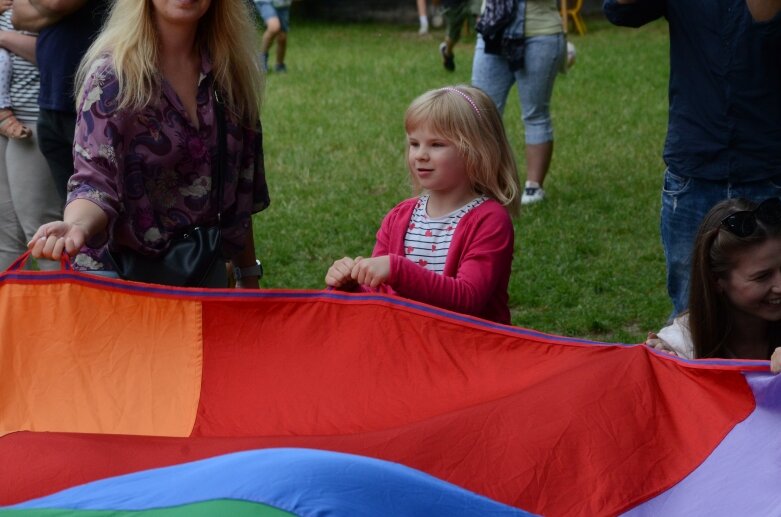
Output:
top-left (0, 278), bottom-right (202, 437)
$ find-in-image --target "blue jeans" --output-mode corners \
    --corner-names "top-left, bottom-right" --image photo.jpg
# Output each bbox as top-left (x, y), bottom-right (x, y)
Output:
top-left (661, 169), bottom-right (781, 316)
top-left (471, 33), bottom-right (564, 145)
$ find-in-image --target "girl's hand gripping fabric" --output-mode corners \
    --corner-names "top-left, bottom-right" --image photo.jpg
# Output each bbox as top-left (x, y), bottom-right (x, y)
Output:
top-left (325, 256), bottom-right (361, 290)
top-left (350, 256), bottom-right (391, 289)
top-left (645, 332), bottom-right (682, 357)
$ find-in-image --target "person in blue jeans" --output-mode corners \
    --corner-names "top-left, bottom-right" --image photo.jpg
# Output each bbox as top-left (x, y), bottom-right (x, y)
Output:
top-left (471, 0), bottom-right (564, 206)
top-left (255, 0), bottom-right (291, 73)
top-left (604, 0), bottom-right (781, 318)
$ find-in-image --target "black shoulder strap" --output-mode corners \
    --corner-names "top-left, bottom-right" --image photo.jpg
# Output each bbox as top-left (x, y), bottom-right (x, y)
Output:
top-left (213, 88), bottom-right (226, 225)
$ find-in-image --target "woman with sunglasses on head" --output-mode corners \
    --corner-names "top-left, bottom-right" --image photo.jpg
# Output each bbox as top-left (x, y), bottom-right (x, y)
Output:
top-left (646, 197), bottom-right (781, 373)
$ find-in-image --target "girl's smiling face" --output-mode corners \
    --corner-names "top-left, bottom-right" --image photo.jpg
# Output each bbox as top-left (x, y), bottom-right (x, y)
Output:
top-left (406, 125), bottom-right (471, 197)
top-left (718, 236), bottom-right (781, 323)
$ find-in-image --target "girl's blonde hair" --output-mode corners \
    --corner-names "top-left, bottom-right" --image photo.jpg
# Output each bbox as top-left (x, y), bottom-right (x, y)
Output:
top-left (404, 85), bottom-right (521, 215)
top-left (76, 0), bottom-right (263, 124)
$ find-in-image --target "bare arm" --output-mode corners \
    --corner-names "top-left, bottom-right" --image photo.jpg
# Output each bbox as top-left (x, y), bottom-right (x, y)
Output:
top-left (0, 29), bottom-right (36, 63)
top-left (63, 198), bottom-right (108, 235)
top-left (11, 0), bottom-right (87, 32)
top-left (746, 0), bottom-right (781, 21)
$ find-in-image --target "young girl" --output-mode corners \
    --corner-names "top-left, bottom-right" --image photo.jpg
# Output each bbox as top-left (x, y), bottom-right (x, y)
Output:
top-left (325, 85), bottom-right (521, 324)
top-left (646, 197), bottom-right (781, 373)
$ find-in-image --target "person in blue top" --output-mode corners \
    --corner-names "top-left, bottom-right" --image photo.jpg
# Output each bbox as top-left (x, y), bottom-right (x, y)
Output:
top-left (603, 0), bottom-right (781, 319)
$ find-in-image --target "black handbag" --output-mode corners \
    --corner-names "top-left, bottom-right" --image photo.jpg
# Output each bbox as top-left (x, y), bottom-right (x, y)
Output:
top-left (108, 90), bottom-right (229, 288)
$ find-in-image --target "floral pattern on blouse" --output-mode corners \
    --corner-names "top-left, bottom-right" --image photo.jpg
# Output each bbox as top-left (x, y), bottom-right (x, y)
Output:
top-left (67, 53), bottom-right (269, 270)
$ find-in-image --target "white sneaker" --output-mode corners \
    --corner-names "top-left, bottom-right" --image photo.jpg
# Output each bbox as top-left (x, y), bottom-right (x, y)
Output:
top-left (418, 16), bottom-right (429, 35)
top-left (521, 183), bottom-right (545, 205)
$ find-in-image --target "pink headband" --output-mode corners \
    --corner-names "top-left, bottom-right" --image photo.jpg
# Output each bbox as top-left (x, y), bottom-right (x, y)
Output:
top-left (440, 87), bottom-right (481, 118)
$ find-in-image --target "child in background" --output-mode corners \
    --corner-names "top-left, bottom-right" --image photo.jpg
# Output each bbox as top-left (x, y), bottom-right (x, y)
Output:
top-left (254, 0), bottom-right (292, 72)
top-left (438, 0), bottom-right (480, 72)
top-left (646, 197), bottom-right (781, 373)
top-left (326, 85), bottom-right (521, 324)
top-left (0, 4), bottom-right (30, 139)
top-left (416, 0), bottom-right (443, 34)
top-left (417, 0), bottom-right (430, 34)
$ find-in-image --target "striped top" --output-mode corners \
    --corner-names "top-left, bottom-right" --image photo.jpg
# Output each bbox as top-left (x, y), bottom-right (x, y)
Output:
top-left (0, 12), bottom-right (40, 124)
top-left (403, 195), bottom-right (487, 274)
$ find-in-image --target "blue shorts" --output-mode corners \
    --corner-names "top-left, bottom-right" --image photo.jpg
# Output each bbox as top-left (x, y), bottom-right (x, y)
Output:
top-left (255, 2), bottom-right (291, 32)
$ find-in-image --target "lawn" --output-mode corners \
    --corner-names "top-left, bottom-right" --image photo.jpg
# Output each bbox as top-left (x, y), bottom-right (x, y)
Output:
top-left (255, 16), bottom-right (672, 344)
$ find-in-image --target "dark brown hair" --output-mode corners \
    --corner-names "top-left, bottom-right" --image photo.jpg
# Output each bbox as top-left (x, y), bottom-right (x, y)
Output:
top-left (688, 198), bottom-right (781, 358)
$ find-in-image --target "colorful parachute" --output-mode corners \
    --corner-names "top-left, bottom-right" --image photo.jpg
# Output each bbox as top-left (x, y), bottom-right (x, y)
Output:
top-left (0, 256), bottom-right (779, 516)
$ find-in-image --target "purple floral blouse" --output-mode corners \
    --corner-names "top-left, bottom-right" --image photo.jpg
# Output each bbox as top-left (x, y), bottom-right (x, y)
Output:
top-left (67, 54), bottom-right (269, 271)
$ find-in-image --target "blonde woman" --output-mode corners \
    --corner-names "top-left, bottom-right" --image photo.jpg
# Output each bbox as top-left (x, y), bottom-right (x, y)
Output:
top-left (29, 0), bottom-right (269, 288)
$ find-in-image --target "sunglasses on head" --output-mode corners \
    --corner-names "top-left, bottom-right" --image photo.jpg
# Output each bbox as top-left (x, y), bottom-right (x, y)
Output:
top-left (720, 197), bottom-right (781, 237)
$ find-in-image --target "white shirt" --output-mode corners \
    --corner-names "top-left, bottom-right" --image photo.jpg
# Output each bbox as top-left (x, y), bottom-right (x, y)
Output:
top-left (657, 314), bottom-right (695, 359)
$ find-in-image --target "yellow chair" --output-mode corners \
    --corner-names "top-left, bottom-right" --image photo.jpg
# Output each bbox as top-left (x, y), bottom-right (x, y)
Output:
top-left (561, 0), bottom-right (587, 36)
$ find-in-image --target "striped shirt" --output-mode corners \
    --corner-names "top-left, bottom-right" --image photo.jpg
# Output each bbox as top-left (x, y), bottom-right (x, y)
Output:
top-left (0, 12), bottom-right (40, 124)
top-left (403, 195), bottom-right (487, 274)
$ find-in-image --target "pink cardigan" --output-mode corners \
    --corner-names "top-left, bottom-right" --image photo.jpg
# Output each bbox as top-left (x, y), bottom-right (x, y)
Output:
top-left (367, 197), bottom-right (515, 324)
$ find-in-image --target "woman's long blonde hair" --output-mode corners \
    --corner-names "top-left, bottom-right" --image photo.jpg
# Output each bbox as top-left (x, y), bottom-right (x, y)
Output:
top-left (404, 85), bottom-right (521, 215)
top-left (76, 0), bottom-right (263, 124)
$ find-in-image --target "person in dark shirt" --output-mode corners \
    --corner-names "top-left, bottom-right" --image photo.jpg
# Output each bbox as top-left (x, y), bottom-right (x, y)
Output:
top-left (603, 0), bottom-right (781, 317)
top-left (12, 0), bottom-right (108, 202)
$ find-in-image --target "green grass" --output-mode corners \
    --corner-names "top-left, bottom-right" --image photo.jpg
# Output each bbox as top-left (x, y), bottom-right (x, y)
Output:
top-left (255, 17), bottom-right (672, 343)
